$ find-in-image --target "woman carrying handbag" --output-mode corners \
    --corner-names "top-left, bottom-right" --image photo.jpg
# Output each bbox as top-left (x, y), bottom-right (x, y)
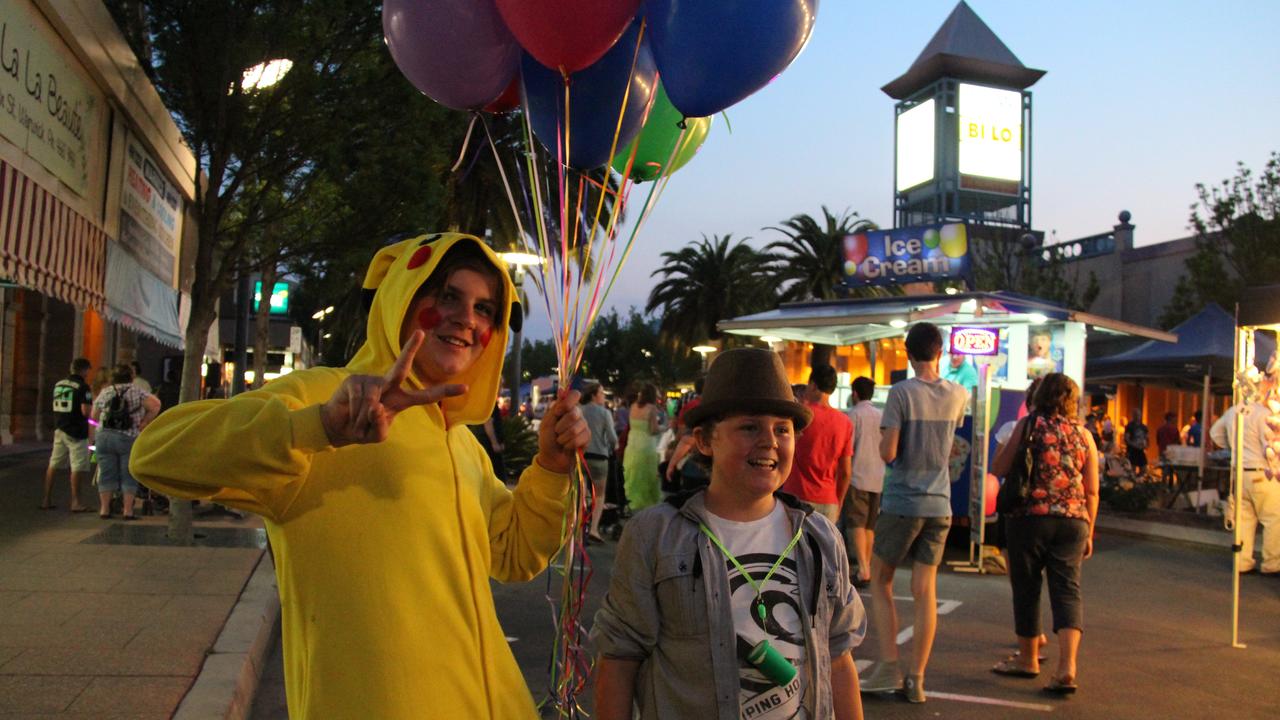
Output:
top-left (989, 373), bottom-right (1099, 695)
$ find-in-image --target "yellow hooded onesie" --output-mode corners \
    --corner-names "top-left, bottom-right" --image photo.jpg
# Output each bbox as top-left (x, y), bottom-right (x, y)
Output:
top-left (131, 234), bottom-right (567, 719)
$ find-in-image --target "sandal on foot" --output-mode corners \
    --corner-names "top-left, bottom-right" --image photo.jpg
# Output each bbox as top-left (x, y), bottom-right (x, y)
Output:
top-left (992, 657), bottom-right (1039, 678)
top-left (1045, 675), bottom-right (1078, 695)
top-left (38, 504), bottom-right (57, 510)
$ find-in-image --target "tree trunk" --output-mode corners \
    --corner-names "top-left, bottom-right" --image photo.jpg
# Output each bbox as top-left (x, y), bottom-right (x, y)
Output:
top-left (252, 260), bottom-right (278, 390)
top-left (166, 302), bottom-right (217, 545)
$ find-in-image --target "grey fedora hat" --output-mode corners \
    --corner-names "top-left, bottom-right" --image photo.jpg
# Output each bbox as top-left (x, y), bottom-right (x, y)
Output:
top-left (682, 348), bottom-right (812, 430)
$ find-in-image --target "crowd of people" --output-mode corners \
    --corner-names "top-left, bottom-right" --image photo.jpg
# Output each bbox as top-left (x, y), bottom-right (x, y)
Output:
top-left (43, 359), bottom-right (160, 519)
top-left (40, 231), bottom-right (1260, 719)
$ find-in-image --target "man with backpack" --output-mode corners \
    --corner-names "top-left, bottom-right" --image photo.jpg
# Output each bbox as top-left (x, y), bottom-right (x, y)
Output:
top-left (42, 358), bottom-right (95, 512)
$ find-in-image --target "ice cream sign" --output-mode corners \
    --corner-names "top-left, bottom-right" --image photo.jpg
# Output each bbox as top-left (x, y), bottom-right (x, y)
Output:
top-left (842, 222), bottom-right (970, 288)
top-left (950, 326), bottom-right (999, 356)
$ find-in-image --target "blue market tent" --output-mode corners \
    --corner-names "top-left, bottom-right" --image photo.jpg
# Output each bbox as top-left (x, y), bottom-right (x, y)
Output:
top-left (1087, 303), bottom-right (1272, 392)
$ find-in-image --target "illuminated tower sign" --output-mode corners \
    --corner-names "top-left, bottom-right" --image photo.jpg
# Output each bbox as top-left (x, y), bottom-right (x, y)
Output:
top-left (883, 1), bottom-right (1045, 230)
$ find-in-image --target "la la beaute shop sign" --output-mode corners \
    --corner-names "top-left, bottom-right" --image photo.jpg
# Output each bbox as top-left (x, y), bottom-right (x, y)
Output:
top-left (0, 0), bottom-right (101, 196)
top-left (842, 222), bottom-right (971, 288)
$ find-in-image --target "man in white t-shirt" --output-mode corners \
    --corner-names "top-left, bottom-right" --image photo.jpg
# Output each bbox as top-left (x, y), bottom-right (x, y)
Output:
top-left (859, 323), bottom-right (968, 704)
top-left (843, 376), bottom-right (884, 588)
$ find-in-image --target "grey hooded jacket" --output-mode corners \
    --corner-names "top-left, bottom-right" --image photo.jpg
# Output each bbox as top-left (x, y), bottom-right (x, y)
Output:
top-left (590, 491), bottom-right (866, 719)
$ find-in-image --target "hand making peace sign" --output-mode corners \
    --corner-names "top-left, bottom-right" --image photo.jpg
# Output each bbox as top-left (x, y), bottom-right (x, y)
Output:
top-left (319, 331), bottom-right (466, 447)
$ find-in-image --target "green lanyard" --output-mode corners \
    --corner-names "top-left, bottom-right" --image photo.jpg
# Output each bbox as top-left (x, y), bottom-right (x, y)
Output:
top-left (698, 519), bottom-right (805, 625)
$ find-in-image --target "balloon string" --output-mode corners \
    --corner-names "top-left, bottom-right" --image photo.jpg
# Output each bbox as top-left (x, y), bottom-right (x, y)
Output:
top-left (573, 121), bottom-right (684, 362)
top-left (578, 20), bottom-right (649, 342)
top-left (450, 113), bottom-right (479, 173)
top-left (520, 105), bottom-right (560, 340)
top-left (479, 115), bottom-right (528, 244)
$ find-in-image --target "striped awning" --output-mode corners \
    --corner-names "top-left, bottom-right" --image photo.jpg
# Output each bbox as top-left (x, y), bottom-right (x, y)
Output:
top-left (0, 158), bottom-right (106, 310)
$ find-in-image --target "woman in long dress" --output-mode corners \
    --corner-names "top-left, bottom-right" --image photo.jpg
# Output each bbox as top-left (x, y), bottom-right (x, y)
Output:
top-left (623, 383), bottom-right (662, 511)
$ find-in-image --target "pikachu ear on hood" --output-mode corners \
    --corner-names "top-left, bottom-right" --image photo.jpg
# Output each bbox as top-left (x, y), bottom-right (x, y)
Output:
top-left (360, 233), bottom-right (447, 311)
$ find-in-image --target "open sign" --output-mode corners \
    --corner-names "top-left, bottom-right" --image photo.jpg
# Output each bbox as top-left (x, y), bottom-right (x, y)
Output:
top-left (950, 326), bottom-right (999, 356)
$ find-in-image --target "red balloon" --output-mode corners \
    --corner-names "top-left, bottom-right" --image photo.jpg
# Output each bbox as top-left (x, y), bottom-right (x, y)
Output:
top-left (483, 77), bottom-right (521, 114)
top-left (985, 474), bottom-right (1000, 516)
top-left (495, 0), bottom-right (642, 74)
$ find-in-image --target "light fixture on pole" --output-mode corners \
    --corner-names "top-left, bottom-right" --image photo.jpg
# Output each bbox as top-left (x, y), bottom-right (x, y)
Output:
top-left (692, 345), bottom-right (717, 371)
top-left (498, 252), bottom-right (545, 409)
top-left (759, 335), bottom-right (783, 351)
top-left (311, 305), bottom-right (334, 366)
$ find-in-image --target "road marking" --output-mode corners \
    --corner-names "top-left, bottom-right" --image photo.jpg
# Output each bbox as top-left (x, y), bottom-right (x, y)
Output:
top-left (926, 691), bottom-right (1055, 712)
top-left (895, 598), bottom-right (963, 645)
top-left (506, 636), bottom-right (519, 643)
top-left (855, 597), bottom-right (1053, 712)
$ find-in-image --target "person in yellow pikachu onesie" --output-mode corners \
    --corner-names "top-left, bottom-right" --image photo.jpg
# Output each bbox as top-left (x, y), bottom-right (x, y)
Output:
top-left (131, 233), bottom-right (590, 719)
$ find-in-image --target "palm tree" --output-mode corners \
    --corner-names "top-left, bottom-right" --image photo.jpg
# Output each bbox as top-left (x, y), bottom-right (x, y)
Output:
top-left (763, 206), bottom-right (881, 301)
top-left (763, 207), bottom-right (885, 366)
top-left (646, 234), bottom-right (776, 350)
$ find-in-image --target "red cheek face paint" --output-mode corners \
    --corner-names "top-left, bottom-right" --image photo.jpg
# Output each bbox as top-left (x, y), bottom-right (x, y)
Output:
top-left (478, 327), bottom-right (493, 348)
top-left (417, 305), bottom-right (442, 331)
top-left (407, 246), bottom-right (433, 269)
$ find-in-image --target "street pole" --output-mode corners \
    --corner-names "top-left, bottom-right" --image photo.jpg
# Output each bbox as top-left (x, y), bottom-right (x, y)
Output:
top-left (509, 267), bottom-right (524, 408)
top-left (232, 273), bottom-right (251, 395)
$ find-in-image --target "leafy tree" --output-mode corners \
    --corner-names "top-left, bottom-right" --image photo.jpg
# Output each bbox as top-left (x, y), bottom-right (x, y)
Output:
top-left (646, 234), bottom-right (776, 350)
top-left (106, 0), bottom-right (471, 541)
top-left (579, 308), bottom-right (700, 392)
top-left (1160, 152), bottom-right (1280, 328)
top-left (763, 207), bottom-right (879, 302)
top-left (967, 229), bottom-right (1100, 310)
top-left (762, 207), bottom-right (890, 366)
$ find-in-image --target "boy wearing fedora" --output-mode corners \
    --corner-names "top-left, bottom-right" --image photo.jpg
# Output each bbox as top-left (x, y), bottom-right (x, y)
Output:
top-left (592, 348), bottom-right (866, 720)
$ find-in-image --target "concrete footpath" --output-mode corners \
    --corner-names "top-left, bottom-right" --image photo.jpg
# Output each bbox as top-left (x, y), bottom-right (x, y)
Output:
top-left (0, 446), bottom-right (278, 719)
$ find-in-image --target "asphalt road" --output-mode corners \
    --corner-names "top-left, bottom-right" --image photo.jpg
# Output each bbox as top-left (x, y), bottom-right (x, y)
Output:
top-left (252, 528), bottom-right (1280, 719)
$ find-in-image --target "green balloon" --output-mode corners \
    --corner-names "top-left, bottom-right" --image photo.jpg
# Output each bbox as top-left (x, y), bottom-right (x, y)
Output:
top-left (612, 84), bottom-right (712, 182)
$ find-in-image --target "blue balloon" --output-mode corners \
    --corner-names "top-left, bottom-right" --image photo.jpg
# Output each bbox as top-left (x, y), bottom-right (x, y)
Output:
top-left (645, 0), bottom-right (819, 118)
top-left (522, 20), bottom-right (657, 170)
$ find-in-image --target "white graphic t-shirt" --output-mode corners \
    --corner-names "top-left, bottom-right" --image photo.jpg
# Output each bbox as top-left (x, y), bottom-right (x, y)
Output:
top-left (704, 502), bottom-right (809, 720)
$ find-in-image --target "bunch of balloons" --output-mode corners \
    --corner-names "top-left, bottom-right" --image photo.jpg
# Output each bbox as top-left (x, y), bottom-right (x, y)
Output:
top-left (383, 0), bottom-right (819, 178)
top-left (382, 3), bottom-right (819, 716)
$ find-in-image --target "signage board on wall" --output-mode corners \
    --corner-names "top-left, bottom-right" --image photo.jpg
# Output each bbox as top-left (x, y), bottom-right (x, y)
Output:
top-left (842, 222), bottom-right (970, 287)
top-left (958, 83), bottom-right (1022, 185)
top-left (895, 98), bottom-right (934, 192)
top-left (119, 134), bottom-right (181, 285)
top-left (0, 0), bottom-right (102, 196)
top-left (950, 326), bottom-right (1000, 356)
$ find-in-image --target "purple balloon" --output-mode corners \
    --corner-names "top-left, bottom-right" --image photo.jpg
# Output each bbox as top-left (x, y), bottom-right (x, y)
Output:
top-left (383, 0), bottom-right (521, 111)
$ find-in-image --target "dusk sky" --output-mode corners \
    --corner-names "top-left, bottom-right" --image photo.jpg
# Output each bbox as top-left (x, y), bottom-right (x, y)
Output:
top-left (517, 0), bottom-right (1280, 342)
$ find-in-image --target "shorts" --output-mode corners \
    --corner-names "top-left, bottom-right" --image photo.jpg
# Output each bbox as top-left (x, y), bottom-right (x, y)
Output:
top-left (843, 489), bottom-right (881, 530)
top-left (810, 502), bottom-right (840, 524)
top-left (49, 429), bottom-right (91, 472)
top-left (873, 513), bottom-right (951, 567)
top-left (584, 456), bottom-right (610, 492)
top-left (95, 430), bottom-right (139, 494)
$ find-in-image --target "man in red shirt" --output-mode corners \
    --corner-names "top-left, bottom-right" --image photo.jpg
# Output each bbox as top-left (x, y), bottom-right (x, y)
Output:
top-left (783, 365), bottom-right (853, 523)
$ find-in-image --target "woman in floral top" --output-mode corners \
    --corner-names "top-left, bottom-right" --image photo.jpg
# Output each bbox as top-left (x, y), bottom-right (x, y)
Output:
top-left (990, 373), bottom-right (1099, 695)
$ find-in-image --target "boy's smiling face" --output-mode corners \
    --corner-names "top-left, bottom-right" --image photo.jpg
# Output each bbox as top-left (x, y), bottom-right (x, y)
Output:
top-left (401, 268), bottom-right (499, 383)
top-left (696, 413), bottom-right (796, 499)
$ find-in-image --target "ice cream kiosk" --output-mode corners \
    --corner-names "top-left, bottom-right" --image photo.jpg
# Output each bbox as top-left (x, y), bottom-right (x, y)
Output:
top-left (718, 223), bottom-right (1175, 570)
